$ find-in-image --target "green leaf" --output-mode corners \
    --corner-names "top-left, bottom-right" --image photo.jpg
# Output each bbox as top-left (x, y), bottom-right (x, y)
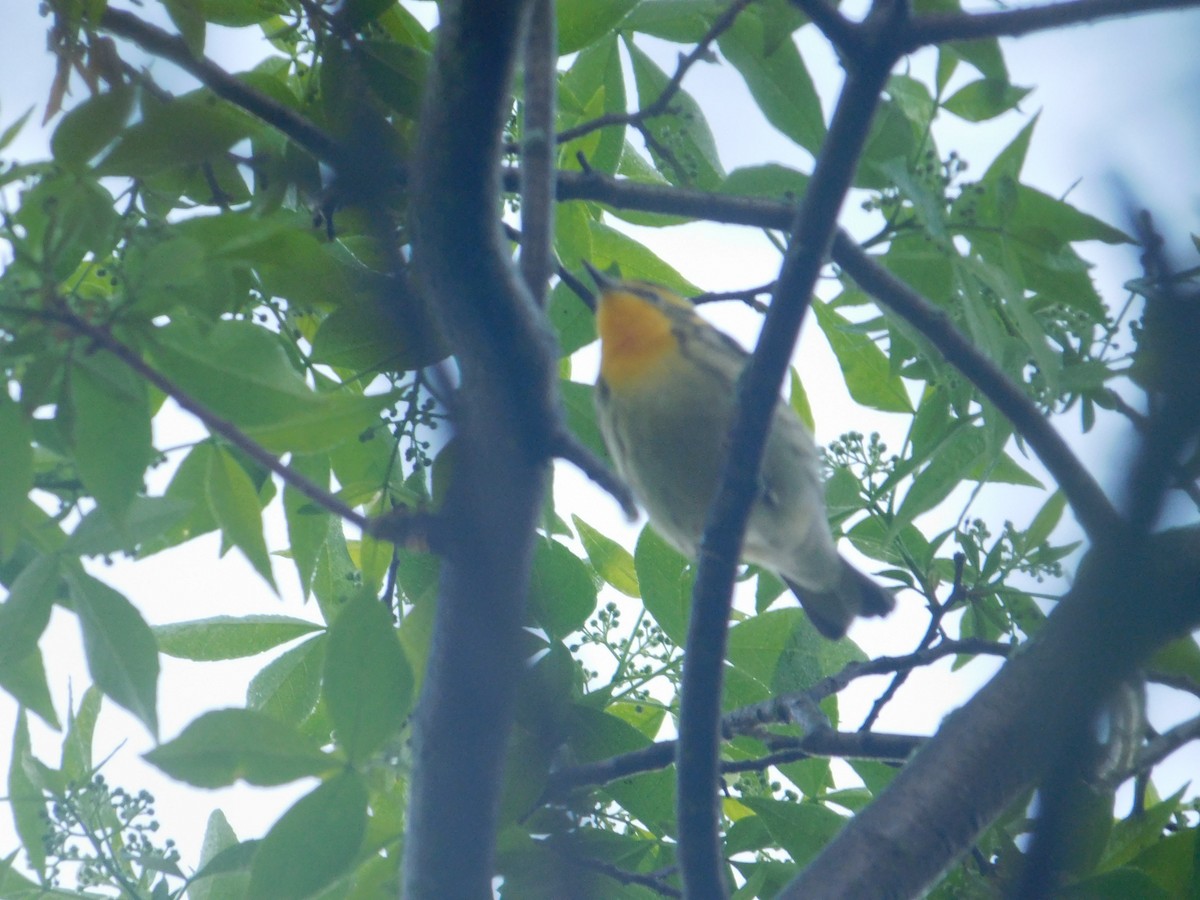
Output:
top-left (622, 0), bottom-right (722, 42)
top-left (560, 35), bottom-right (626, 176)
top-left (248, 635), bottom-right (326, 725)
top-left (0, 400), bottom-right (33, 560)
top-left (740, 797), bottom-right (846, 867)
top-left (67, 496), bottom-right (194, 557)
top-left (587, 219), bottom-right (701, 295)
top-left (308, 516), bottom-right (360, 624)
top-left (64, 565), bottom-right (159, 735)
top-left (201, 0), bottom-right (287, 26)
top-left (163, 0), bottom-right (206, 55)
top-left (1025, 491), bottom-right (1067, 548)
top-left (812, 300), bottom-right (912, 413)
top-left (0, 850), bottom-right (41, 896)
top-left (151, 318), bottom-right (394, 453)
top-left (206, 445), bottom-right (277, 591)
top-left (718, 10), bottom-right (825, 154)
top-left (1010, 185), bottom-right (1132, 245)
top-left (98, 90), bottom-right (257, 176)
top-left (887, 74), bottom-right (937, 132)
top-left (70, 351), bottom-right (153, 520)
top-left (558, 0), bottom-right (638, 54)
top-left (356, 40), bottom-right (429, 118)
top-left (284, 454), bottom-right (332, 599)
top-left (789, 369), bottom-right (815, 433)
top-left (247, 771), bottom-right (368, 900)
top-left (0, 555), bottom-right (59, 663)
top-left (309, 294), bottom-right (446, 374)
top-left (573, 516), bottom-right (639, 597)
top-left (969, 451), bottom-right (1042, 488)
top-left (634, 525), bottom-right (692, 645)
top-left (626, 40), bottom-right (724, 188)
top-left (61, 686), bottom-right (102, 785)
top-left (527, 538), bottom-right (599, 639)
top-left (728, 608), bottom-right (865, 698)
top-left (154, 615), bottom-right (322, 661)
top-left (548, 281), bottom-right (598, 358)
top-left (719, 163), bottom-right (809, 201)
top-left (0, 651), bottom-right (59, 730)
top-left (8, 712), bottom-right (47, 875)
top-left (145, 709), bottom-right (334, 788)
top-left (895, 425), bottom-right (985, 527)
top-left (942, 78), bottom-right (1031, 122)
top-left (189, 810), bottom-right (249, 900)
top-left (51, 85), bottom-right (136, 169)
top-left (560, 379), bottom-right (610, 464)
top-left (324, 594), bottom-right (412, 763)
top-left (0, 105), bottom-right (35, 153)
top-left (1146, 636), bottom-right (1200, 685)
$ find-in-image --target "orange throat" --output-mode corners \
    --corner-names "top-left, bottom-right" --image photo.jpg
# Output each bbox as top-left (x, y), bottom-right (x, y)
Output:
top-left (597, 291), bottom-right (677, 388)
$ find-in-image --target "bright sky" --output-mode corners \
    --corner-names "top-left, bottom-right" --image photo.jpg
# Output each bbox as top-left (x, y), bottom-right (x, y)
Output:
top-left (1, 0), bottom-right (1198, 883)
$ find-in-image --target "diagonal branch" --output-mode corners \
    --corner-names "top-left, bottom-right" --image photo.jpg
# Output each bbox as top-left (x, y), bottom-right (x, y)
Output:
top-left (33, 305), bottom-right (370, 531)
top-left (832, 234), bottom-right (1124, 541)
top-left (97, 8), bottom-right (349, 169)
top-left (903, 0), bottom-right (1200, 48)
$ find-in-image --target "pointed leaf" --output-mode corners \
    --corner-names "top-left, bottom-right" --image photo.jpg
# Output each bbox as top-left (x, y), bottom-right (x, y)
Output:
top-left (247, 771), bottom-right (368, 900)
top-left (324, 594), bottom-right (411, 763)
top-left (812, 301), bottom-right (912, 413)
top-left (154, 615), bottom-right (322, 661)
top-left (189, 810), bottom-right (249, 900)
top-left (527, 538), bottom-right (599, 639)
top-left (65, 566), bottom-right (159, 735)
top-left (574, 516), bottom-right (639, 597)
top-left (70, 352), bottom-right (153, 519)
top-left (718, 11), bottom-right (824, 153)
top-left (8, 712), bottom-right (46, 874)
top-left (634, 526), bottom-right (692, 645)
top-left (206, 446), bottom-right (277, 590)
top-left (247, 635), bottom-right (326, 726)
top-left (0, 400), bottom-right (33, 560)
top-left (144, 709), bottom-right (334, 788)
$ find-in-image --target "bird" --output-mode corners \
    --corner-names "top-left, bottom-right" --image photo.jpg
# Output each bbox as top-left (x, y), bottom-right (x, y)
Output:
top-left (585, 262), bottom-right (894, 639)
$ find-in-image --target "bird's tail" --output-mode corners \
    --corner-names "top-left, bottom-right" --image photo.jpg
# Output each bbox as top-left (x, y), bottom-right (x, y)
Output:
top-left (784, 560), bottom-right (894, 640)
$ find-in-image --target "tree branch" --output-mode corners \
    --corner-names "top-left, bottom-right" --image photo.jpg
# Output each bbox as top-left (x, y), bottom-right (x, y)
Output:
top-left (97, 8), bottom-right (349, 170)
top-left (835, 231), bottom-right (1124, 542)
top-left (519, 0), bottom-right (557, 306)
top-left (403, 0), bottom-right (555, 895)
top-left (675, 14), bottom-right (902, 890)
top-left (903, 0), bottom-right (1200, 49)
top-left (552, 0), bottom-right (756, 148)
top-left (34, 305), bottom-right (369, 531)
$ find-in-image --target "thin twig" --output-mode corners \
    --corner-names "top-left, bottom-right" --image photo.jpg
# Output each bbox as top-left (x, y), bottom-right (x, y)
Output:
top-left (675, 18), bottom-right (900, 892)
top-left (552, 0), bottom-right (757, 148)
top-left (860, 553), bottom-right (967, 730)
top-left (40, 306), bottom-right (370, 530)
top-left (98, 8), bottom-right (350, 169)
top-left (1098, 713), bottom-right (1200, 791)
top-left (550, 431), bottom-right (639, 519)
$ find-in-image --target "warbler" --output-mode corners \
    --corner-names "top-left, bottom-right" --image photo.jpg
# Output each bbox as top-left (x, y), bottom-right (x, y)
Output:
top-left (586, 263), bottom-right (894, 639)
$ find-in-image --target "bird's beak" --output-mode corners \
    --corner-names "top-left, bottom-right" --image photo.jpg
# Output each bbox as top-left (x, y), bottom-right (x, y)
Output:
top-left (582, 260), bottom-right (616, 290)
